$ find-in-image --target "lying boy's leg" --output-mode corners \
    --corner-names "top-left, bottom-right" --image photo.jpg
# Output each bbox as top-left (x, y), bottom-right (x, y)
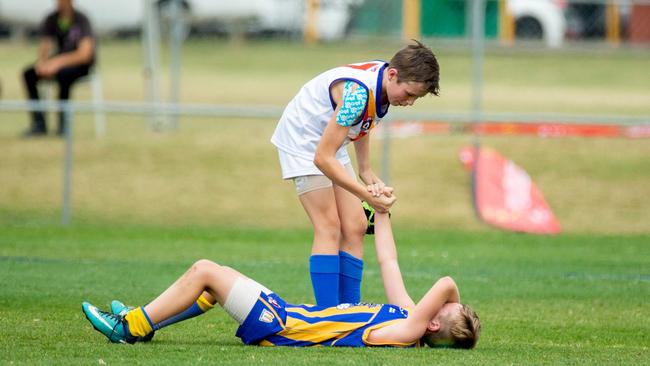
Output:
top-left (143, 259), bottom-right (245, 324)
top-left (111, 291), bottom-right (216, 339)
top-left (83, 259), bottom-right (247, 343)
top-left (154, 291), bottom-right (215, 329)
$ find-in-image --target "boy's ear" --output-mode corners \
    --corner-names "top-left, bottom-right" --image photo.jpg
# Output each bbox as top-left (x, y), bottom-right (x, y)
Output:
top-left (427, 319), bottom-right (441, 332)
top-left (387, 67), bottom-right (398, 81)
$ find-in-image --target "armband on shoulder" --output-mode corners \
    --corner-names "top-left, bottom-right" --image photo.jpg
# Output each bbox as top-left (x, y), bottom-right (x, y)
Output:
top-left (336, 80), bottom-right (368, 127)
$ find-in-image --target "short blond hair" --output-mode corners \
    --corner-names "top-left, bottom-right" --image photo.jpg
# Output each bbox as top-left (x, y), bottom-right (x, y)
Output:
top-left (449, 304), bottom-right (481, 349)
top-left (423, 304), bottom-right (481, 349)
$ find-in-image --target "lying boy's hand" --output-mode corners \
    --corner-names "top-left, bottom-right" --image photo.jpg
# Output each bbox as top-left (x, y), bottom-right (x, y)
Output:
top-left (368, 192), bottom-right (396, 213)
top-left (382, 186), bottom-right (395, 197)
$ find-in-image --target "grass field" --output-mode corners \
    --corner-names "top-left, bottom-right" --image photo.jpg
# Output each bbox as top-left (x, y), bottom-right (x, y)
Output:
top-left (1, 39), bottom-right (649, 364)
top-left (1, 39), bottom-right (649, 233)
top-left (1, 226), bottom-right (648, 364)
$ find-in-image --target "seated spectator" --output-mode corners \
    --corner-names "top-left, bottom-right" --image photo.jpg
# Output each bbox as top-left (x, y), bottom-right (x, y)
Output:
top-left (22, 0), bottom-right (95, 137)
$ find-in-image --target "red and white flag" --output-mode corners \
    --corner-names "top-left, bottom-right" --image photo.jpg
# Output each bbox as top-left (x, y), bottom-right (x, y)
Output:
top-left (459, 145), bottom-right (561, 234)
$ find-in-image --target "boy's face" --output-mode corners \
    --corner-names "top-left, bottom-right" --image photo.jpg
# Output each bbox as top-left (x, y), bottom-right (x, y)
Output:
top-left (384, 68), bottom-right (429, 107)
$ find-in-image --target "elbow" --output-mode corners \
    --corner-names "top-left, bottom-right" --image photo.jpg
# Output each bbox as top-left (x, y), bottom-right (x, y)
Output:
top-left (313, 153), bottom-right (325, 170)
top-left (81, 50), bottom-right (94, 64)
top-left (438, 276), bottom-right (456, 288)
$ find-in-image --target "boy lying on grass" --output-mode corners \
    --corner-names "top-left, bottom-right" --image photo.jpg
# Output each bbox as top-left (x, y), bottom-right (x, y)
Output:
top-left (82, 202), bottom-right (480, 348)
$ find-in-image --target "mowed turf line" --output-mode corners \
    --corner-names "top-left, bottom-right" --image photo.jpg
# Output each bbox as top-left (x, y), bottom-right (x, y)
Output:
top-left (0, 225), bottom-right (648, 364)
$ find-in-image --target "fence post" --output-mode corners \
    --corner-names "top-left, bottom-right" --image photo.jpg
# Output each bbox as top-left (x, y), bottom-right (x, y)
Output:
top-left (61, 102), bottom-right (74, 226)
top-left (606, 0), bottom-right (621, 46)
top-left (169, 0), bottom-right (183, 130)
top-left (471, 0), bottom-right (485, 125)
top-left (498, 0), bottom-right (514, 46)
top-left (381, 118), bottom-right (392, 186)
top-left (304, 0), bottom-right (320, 44)
top-left (402, 0), bottom-right (421, 41)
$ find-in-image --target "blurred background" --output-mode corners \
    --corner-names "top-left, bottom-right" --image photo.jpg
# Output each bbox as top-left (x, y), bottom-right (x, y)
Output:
top-left (0, 0), bottom-right (648, 233)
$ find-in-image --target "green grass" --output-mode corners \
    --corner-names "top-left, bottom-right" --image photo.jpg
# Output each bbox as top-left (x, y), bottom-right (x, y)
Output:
top-left (1, 39), bottom-right (649, 234)
top-left (1, 34), bottom-right (648, 365)
top-left (1, 225), bottom-right (648, 364)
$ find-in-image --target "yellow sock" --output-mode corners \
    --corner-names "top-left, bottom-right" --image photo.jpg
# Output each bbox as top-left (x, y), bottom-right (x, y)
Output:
top-left (124, 307), bottom-right (153, 337)
top-left (196, 294), bottom-right (215, 312)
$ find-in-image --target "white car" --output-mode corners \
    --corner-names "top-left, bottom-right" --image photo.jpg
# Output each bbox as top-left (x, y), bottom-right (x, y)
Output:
top-left (508, 0), bottom-right (567, 48)
top-left (160, 0), bottom-right (362, 40)
top-left (0, 0), bottom-right (361, 40)
top-left (0, 0), bottom-right (143, 36)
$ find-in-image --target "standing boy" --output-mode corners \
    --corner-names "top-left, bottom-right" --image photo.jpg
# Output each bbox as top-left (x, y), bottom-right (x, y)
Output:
top-left (270, 40), bottom-right (440, 306)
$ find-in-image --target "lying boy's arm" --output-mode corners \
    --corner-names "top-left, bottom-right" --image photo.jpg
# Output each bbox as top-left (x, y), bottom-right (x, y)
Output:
top-left (366, 276), bottom-right (458, 344)
top-left (411, 276), bottom-right (459, 325)
top-left (374, 212), bottom-right (415, 308)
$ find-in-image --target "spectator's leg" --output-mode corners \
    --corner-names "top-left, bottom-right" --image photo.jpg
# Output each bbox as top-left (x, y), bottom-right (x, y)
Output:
top-left (22, 66), bottom-right (46, 134)
top-left (55, 65), bottom-right (90, 135)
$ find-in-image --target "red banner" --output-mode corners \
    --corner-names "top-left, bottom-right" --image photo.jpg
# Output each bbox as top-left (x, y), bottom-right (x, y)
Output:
top-left (459, 146), bottom-right (561, 234)
top-left (377, 121), bottom-right (650, 139)
top-left (468, 122), bottom-right (622, 138)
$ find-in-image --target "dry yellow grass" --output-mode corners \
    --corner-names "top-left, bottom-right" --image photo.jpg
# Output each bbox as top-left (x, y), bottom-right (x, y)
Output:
top-left (1, 40), bottom-right (648, 233)
top-left (1, 114), bottom-right (648, 234)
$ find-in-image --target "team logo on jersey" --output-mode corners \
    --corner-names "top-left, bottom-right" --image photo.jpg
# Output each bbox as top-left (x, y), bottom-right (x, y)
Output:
top-left (259, 309), bottom-right (275, 323)
top-left (267, 296), bottom-right (281, 308)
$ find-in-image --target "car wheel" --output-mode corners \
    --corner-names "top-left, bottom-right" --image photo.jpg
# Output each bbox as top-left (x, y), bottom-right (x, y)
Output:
top-left (515, 16), bottom-right (543, 39)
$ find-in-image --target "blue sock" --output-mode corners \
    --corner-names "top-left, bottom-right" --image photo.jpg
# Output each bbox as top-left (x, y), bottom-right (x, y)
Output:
top-left (154, 303), bottom-right (204, 330)
top-left (339, 251), bottom-right (363, 304)
top-left (309, 254), bottom-right (340, 307)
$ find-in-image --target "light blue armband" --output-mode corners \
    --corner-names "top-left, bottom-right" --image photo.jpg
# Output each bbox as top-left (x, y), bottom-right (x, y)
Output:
top-left (336, 80), bottom-right (368, 127)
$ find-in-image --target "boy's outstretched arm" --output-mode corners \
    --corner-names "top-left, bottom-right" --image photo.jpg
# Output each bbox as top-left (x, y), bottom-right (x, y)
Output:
top-left (374, 212), bottom-right (415, 308)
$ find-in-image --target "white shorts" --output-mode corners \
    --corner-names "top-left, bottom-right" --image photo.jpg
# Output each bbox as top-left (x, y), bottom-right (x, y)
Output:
top-left (223, 278), bottom-right (272, 325)
top-left (277, 149), bottom-right (352, 180)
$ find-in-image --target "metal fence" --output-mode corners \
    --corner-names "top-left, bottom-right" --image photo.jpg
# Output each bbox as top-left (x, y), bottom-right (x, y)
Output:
top-left (0, 0), bottom-right (648, 225)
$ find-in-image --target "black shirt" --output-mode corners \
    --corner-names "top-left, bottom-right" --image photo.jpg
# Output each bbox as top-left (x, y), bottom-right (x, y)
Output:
top-left (40, 9), bottom-right (95, 65)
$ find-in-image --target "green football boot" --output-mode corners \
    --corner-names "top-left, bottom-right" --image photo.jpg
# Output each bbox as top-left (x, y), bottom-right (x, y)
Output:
top-left (362, 201), bottom-right (376, 235)
top-left (82, 302), bottom-right (136, 344)
top-left (110, 300), bottom-right (155, 342)
top-left (362, 201), bottom-right (391, 235)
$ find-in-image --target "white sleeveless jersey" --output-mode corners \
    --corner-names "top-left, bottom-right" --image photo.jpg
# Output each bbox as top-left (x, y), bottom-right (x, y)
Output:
top-left (271, 61), bottom-right (390, 166)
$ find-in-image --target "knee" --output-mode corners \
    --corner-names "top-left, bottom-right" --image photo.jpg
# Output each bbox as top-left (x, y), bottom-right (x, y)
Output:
top-left (313, 215), bottom-right (342, 243)
top-left (192, 259), bottom-right (220, 277)
top-left (341, 214), bottom-right (367, 241)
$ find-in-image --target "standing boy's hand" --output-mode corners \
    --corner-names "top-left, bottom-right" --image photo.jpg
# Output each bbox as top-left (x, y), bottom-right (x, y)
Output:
top-left (368, 192), bottom-right (397, 213)
top-left (359, 170), bottom-right (386, 197)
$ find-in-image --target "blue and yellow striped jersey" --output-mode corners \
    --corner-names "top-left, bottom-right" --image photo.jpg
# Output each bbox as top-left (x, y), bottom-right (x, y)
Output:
top-left (235, 293), bottom-right (420, 348)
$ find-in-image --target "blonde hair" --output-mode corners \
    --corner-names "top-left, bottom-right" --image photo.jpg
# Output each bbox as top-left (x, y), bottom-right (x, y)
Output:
top-left (423, 304), bottom-right (481, 349)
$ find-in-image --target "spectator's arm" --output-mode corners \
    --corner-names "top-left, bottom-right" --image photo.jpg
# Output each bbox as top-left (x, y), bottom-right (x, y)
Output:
top-left (36, 37), bottom-right (52, 64)
top-left (49, 36), bottom-right (94, 68)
